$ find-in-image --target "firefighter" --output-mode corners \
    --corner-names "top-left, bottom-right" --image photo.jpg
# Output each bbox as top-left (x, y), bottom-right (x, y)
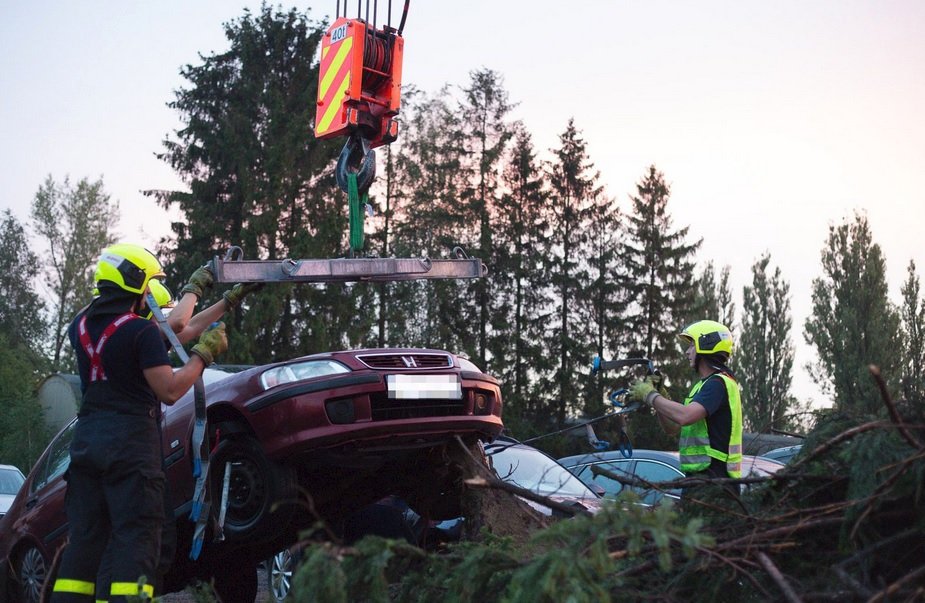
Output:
top-left (51, 243), bottom-right (228, 602)
top-left (629, 320), bottom-right (743, 493)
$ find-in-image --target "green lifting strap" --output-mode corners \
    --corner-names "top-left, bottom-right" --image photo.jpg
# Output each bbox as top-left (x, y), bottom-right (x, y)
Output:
top-left (347, 172), bottom-right (366, 252)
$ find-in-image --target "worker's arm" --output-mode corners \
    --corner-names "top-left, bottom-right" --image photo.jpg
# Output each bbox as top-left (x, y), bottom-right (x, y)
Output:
top-left (144, 358), bottom-right (207, 405)
top-left (657, 410), bottom-right (682, 436)
top-left (651, 395), bottom-right (707, 427)
top-left (175, 300), bottom-right (228, 345)
top-left (167, 292), bottom-right (199, 335)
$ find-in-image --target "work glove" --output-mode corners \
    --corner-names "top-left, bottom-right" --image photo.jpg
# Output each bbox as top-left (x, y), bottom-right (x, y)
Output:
top-left (651, 372), bottom-right (671, 400)
top-left (223, 282), bottom-right (263, 310)
top-left (191, 322), bottom-right (228, 366)
top-left (630, 377), bottom-right (660, 406)
top-left (180, 264), bottom-right (215, 299)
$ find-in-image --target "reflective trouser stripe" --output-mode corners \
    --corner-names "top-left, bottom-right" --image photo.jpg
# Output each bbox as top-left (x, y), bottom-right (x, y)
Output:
top-left (53, 579), bottom-right (95, 595)
top-left (728, 444), bottom-right (742, 454)
top-left (110, 582), bottom-right (155, 597)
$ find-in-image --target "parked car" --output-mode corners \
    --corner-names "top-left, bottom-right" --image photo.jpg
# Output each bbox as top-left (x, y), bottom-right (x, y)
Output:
top-left (0, 465), bottom-right (25, 519)
top-left (760, 444), bottom-right (803, 464)
top-left (558, 449), bottom-right (784, 505)
top-left (0, 349), bottom-right (504, 602)
top-left (267, 438), bottom-right (601, 601)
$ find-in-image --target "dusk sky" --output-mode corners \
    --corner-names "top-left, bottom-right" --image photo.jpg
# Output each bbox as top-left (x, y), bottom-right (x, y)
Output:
top-left (3, 1), bottom-right (924, 406)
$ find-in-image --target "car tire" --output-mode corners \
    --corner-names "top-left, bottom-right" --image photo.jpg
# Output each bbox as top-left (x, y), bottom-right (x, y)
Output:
top-left (210, 558), bottom-right (259, 603)
top-left (267, 548), bottom-right (294, 602)
top-left (210, 435), bottom-right (295, 543)
top-left (14, 545), bottom-right (48, 603)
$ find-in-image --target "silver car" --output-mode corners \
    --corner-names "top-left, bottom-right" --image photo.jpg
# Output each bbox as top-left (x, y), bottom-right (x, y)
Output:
top-left (0, 465), bottom-right (26, 519)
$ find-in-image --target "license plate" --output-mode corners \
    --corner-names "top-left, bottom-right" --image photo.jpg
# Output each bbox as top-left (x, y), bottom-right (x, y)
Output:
top-left (387, 374), bottom-right (462, 400)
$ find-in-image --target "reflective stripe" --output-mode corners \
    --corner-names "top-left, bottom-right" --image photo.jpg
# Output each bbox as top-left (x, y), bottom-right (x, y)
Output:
top-left (728, 444), bottom-right (742, 454)
top-left (679, 436), bottom-right (711, 448)
top-left (681, 454), bottom-right (711, 465)
top-left (53, 578), bottom-right (95, 594)
top-left (110, 582), bottom-right (155, 597)
top-left (77, 312), bottom-right (136, 382)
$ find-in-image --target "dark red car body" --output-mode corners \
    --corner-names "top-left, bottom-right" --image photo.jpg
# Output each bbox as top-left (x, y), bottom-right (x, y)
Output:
top-left (0, 348), bottom-right (503, 601)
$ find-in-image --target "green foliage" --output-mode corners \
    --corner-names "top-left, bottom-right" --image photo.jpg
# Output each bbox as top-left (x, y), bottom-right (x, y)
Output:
top-left (805, 212), bottom-right (902, 413)
top-left (0, 332), bottom-right (49, 472)
top-left (30, 175), bottom-right (119, 371)
top-left (738, 253), bottom-right (798, 432)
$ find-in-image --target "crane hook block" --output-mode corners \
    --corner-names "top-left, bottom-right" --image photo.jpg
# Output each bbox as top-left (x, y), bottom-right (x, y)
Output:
top-left (314, 16), bottom-right (404, 149)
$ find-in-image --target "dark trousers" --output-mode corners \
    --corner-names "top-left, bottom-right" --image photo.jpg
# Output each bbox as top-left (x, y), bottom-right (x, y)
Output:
top-left (51, 413), bottom-right (165, 602)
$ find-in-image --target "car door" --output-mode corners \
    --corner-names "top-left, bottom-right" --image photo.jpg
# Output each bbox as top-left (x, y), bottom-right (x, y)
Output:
top-left (575, 459), bottom-right (635, 499)
top-left (631, 459), bottom-right (683, 504)
top-left (20, 420), bottom-right (75, 553)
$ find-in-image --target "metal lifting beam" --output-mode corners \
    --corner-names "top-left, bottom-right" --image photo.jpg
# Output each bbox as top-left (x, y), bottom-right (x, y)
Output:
top-left (210, 253), bottom-right (487, 284)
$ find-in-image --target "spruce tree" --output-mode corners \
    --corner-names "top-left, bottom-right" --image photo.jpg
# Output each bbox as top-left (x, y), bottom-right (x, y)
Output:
top-left (804, 212), bottom-right (901, 412)
top-left (457, 69), bottom-right (514, 370)
top-left (542, 119), bottom-right (598, 427)
top-left (618, 165), bottom-right (701, 391)
top-left (0, 210), bottom-right (49, 359)
top-left (494, 125), bottom-right (551, 419)
top-left (151, 6), bottom-right (357, 363)
top-left (899, 260), bottom-right (925, 402)
top-left (687, 261), bottom-right (735, 328)
top-left (738, 253), bottom-right (797, 432)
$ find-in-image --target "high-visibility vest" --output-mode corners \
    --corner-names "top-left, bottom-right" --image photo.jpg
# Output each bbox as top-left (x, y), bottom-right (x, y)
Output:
top-left (679, 373), bottom-right (743, 477)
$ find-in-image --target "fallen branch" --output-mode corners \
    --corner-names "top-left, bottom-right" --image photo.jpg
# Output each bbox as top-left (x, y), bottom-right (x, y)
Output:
top-left (463, 476), bottom-right (591, 517)
top-left (757, 551), bottom-right (802, 603)
top-left (869, 364), bottom-right (924, 450)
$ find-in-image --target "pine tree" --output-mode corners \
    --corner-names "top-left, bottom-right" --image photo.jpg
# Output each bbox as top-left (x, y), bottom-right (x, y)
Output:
top-left (618, 165), bottom-right (701, 391)
top-left (804, 212), bottom-right (901, 413)
top-left (738, 253), bottom-right (797, 432)
top-left (899, 260), bottom-right (925, 402)
top-left (30, 176), bottom-right (119, 371)
top-left (542, 120), bottom-right (598, 427)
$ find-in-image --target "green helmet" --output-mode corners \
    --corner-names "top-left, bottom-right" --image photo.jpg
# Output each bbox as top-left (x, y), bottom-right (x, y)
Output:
top-left (679, 320), bottom-right (733, 357)
top-left (94, 243), bottom-right (165, 295)
top-left (141, 279), bottom-right (175, 320)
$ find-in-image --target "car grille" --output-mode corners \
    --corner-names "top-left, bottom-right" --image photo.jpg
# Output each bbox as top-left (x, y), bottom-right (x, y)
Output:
top-left (368, 391), bottom-right (465, 420)
top-left (356, 353), bottom-right (453, 370)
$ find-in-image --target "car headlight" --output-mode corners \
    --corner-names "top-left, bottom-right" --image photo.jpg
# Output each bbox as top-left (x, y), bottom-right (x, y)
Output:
top-left (457, 357), bottom-right (483, 373)
top-left (260, 360), bottom-right (350, 389)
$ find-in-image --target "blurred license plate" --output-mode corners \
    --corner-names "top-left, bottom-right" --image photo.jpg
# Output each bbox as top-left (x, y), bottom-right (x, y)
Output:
top-left (387, 374), bottom-right (462, 399)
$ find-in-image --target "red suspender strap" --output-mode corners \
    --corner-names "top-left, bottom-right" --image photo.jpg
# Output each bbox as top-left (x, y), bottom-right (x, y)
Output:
top-left (77, 312), bottom-right (136, 382)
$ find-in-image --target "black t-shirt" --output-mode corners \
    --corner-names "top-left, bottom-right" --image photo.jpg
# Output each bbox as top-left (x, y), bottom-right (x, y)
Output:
top-left (68, 309), bottom-right (171, 415)
top-left (690, 374), bottom-right (732, 473)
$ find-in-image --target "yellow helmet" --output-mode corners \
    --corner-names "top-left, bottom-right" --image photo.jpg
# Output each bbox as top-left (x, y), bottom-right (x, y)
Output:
top-left (94, 243), bottom-right (165, 295)
top-left (679, 320), bottom-right (734, 357)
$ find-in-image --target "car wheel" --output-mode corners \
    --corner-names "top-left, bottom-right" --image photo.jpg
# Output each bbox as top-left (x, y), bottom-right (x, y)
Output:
top-left (267, 549), bottom-right (293, 602)
top-left (210, 435), bottom-right (295, 542)
top-left (15, 545), bottom-right (48, 603)
top-left (210, 559), bottom-right (258, 603)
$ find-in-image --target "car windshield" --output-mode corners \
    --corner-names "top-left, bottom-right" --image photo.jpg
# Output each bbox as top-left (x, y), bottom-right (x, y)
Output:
top-left (0, 467), bottom-right (25, 495)
top-left (489, 445), bottom-right (596, 498)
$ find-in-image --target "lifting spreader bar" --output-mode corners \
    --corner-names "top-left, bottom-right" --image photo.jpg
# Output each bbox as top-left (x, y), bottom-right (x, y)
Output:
top-left (209, 247), bottom-right (487, 284)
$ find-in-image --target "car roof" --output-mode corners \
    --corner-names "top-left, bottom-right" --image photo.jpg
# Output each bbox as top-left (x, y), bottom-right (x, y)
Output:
top-left (558, 449), bottom-right (681, 468)
top-left (559, 449), bottom-right (785, 475)
top-left (0, 464), bottom-right (24, 475)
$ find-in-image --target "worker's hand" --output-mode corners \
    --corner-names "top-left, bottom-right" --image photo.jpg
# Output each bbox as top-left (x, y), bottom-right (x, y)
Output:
top-left (180, 264), bottom-right (215, 299)
top-left (223, 282), bottom-right (263, 310)
top-left (191, 322), bottom-right (228, 366)
top-left (630, 377), bottom-right (660, 406)
top-left (651, 372), bottom-right (670, 400)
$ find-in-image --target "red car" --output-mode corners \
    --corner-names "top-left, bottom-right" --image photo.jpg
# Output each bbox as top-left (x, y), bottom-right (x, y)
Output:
top-left (0, 349), bottom-right (503, 602)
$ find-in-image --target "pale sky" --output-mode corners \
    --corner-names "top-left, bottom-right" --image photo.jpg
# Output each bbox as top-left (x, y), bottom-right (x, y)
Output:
top-left (2, 1), bottom-right (924, 407)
